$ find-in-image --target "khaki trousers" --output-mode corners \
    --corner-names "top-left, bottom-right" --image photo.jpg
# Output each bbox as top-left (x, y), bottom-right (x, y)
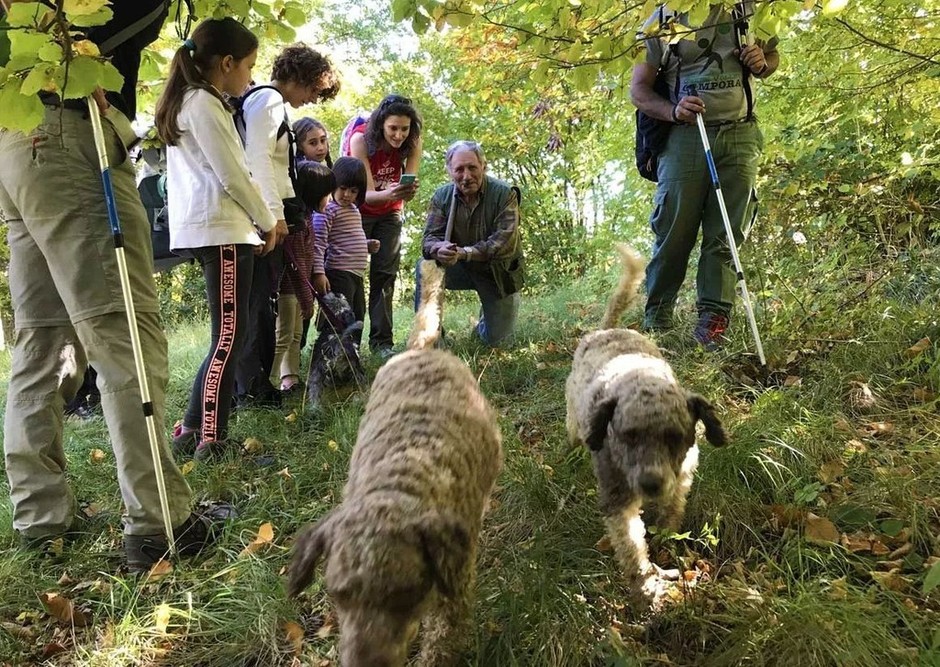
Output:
top-left (0, 106), bottom-right (191, 538)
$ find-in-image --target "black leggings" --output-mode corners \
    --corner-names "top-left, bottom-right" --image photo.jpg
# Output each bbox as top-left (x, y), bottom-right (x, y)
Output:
top-left (182, 244), bottom-right (254, 442)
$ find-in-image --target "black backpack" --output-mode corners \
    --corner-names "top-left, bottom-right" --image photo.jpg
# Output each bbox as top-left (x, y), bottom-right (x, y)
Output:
top-left (634, 3), bottom-right (755, 183)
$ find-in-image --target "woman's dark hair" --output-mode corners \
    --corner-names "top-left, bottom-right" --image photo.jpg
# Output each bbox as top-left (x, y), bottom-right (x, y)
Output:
top-left (331, 157), bottom-right (367, 208)
top-left (271, 44), bottom-right (340, 101)
top-left (295, 160), bottom-right (337, 213)
top-left (155, 18), bottom-right (257, 146)
top-left (365, 94), bottom-right (422, 159)
top-left (293, 117), bottom-right (333, 168)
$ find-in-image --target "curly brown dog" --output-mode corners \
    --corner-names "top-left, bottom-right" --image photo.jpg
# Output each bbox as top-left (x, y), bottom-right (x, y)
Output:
top-left (566, 244), bottom-right (727, 612)
top-left (288, 259), bottom-right (502, 667)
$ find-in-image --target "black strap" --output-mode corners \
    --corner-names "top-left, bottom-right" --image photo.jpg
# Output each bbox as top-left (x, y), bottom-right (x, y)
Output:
top-left (237, 85), bottom-right (298, 185)
top-left (733, 2), bottom-right (755, 120)
top-left (98, 1), bottom-right (170, 55)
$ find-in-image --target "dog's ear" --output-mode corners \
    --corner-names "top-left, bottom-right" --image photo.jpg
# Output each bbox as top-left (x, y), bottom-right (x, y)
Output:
top-left (286, 509), bottom-right (339, 597)
top-left (585, 398), bottom-right (617, 452)
top-left (418, 512), bottom-right (471, 598)
top-left (687, 393), bottom-right (728, 447)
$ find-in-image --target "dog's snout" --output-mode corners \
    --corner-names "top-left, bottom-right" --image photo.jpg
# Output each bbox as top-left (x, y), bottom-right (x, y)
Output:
top-left (638, 471), bottom-right (664, 496)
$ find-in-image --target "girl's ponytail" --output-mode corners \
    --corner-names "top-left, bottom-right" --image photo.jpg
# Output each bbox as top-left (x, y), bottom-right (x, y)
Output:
top-left (155, 18), bottom-right (258, 146)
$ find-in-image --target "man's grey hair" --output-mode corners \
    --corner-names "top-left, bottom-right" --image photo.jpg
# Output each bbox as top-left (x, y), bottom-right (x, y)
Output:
top-left (445, 140), bottom-right (486, 166)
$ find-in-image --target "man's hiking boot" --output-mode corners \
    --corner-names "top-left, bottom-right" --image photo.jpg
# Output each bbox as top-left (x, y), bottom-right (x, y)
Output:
top-left (124, 501), bottom-right (237, 573)
top-left (693, 312), bottom-right (729, 351)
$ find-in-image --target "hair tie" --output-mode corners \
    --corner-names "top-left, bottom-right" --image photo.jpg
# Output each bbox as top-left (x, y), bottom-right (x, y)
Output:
top-left (183, 38), bottom-right (196, 53)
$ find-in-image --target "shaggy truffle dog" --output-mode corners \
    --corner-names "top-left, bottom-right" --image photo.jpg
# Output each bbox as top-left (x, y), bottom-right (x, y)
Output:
top-left (306, 291), bottom-right (366, 409)
top-left (288, 260), bottom-right (502, 667)
top-left (566, 244), bottom-right (727, 611)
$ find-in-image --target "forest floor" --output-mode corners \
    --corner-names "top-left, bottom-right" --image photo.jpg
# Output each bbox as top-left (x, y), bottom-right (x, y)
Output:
top-left (1, 247), bottom-right (938, 666)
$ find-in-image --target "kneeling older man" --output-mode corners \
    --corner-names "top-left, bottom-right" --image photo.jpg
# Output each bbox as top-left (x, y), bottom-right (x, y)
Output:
top-left (417, 140), bottom-right (524, 347)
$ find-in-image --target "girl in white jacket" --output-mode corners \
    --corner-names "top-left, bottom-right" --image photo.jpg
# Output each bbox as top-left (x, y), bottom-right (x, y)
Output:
top-left (155, 17), bottom-right (288, 461)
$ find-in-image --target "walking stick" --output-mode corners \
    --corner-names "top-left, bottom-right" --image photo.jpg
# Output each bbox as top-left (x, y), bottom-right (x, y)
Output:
top-left (87, 97), bottom-right (177, 554)
top-left (692, 109), bottom-right (766, 366)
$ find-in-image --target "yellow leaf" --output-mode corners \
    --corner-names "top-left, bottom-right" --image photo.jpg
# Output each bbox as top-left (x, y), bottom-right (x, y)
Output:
top-left (277, 467), bottom-right (293, 480)
top-left (89, 448), bottom-right (106, 463)
top-left (327, 440), bottom-right (339, 451)
top-left (180, 460), bottom-right (196, 476)
top-left (243, 437), bottom-right (264, 453)
top-left (40, 592), bottom-right (89, 627)
top-left (803, 0), bottom-right (815, 9)
top-left (285, 412), bottom-right (297, 423)
top-left (804, 513), bottom-right (840, 545)
top-left (283, 621), bottom-right (304, 655)
top-left (239, 522), bottom-right (275, 558)
top-left (154, 603), bottom-right (171, 634)
top-left (72, 39), bottom-right (100, 57)
top-left (906, 337), bottom-right (931, 358)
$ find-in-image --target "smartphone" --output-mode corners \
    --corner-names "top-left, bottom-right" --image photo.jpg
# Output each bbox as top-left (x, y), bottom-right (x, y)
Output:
top-left (399, 173), bottom-right (417, 186)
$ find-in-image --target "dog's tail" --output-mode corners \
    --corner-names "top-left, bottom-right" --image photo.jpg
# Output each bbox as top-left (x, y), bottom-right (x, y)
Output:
top-left (408, 259), bottom-right (446, 351)
top-left (600, 243), bottom-right (645, 330)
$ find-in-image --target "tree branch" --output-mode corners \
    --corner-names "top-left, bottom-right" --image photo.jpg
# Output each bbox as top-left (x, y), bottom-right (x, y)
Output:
top-left (836, 17), bottom-right (940, 67)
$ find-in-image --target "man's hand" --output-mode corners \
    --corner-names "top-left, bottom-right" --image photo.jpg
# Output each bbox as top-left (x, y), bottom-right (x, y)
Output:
top-left (674, 95), bottom-right (705, 123)
top-left (367, 239), bottom-right (381, 254)
top-left (737, 44), bottom-right (767, 76)
top-left (433, 241), bottom-right (459, 267)
top-left (273, 219), bottom-right (289, 245)
top-left (313, 273), bottom-right (330, 295)
top-left (260, 230), bottom-right (277, 255)
top-left (91, 87), bottom-right (110, 114)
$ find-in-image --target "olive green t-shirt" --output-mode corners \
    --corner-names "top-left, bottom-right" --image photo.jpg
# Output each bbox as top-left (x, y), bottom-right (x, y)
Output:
top-left (643, 2), bottom-right (778, 123)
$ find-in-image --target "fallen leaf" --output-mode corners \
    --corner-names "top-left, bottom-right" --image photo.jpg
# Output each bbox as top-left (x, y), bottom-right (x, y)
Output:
top-left (327, 440), bottom-right (339, 452)
top-left (911, 387), bottom-right (935, 403)
top-left (1, 621), bottom-right (35, 640)
top-left (844, 439), bottom-right (868, 456)
top-left (285, 412), bottom-right (298, 423)
top-left (147, 559), bottom-right (173, 580)
top-left (40, 592), bottom-right (89, 627)
top-left (57, 572), bottom-right (76, 587)
top-left (871, 540), bottom-right (890, 556)
top-left (41, 643), bottom-right (68, 659)
top-left (284, 621), bottom-right (304, 656)
top-left (243, 437), bottom-right (264, 454)
top-left (180, 460), bottom-right (196, 476)
top-left (276, 467), bottom-right (293, 480)
top-left (89, 448), bottom-right (107, 463)
top-left (804, 513), bottom-right (840, 545)
top-left (784, 375), bottom-right (802, 387)
top-left (595, 535), bottom-right (612, 552)
top-left (239, 522), bottom-right (275, 558)
top-left (834, 416), bottom-right (855, 434)
top-left (154, 603), bottom-right (171, 634)
top-left (316, 612), bottom-right (336, 639)
top-left (826, 577), bottom-right (849, 600)
top-left (906, 337), bottom-right (931, 358)
top-left (870, 570), bottom-right (910, 592)
top-left (818, 460), bottom-right (845, 485)
top-left (864, 422), bottom-right (895, 437)
top-left (841, 532), bottom-right (874, 553)
top-left (81, 502), bottom-right (102, 519)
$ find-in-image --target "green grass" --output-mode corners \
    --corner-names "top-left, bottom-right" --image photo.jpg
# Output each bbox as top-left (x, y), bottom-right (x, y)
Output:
top-left (1, 253), bottom-right (939, 666)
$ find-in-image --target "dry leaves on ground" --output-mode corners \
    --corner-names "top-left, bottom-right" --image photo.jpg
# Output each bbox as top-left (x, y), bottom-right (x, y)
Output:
top-left (239, 522), bottom-right (275, 558)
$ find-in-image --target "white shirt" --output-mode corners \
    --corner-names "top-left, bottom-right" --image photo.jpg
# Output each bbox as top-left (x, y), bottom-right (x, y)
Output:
top-left (167, 88), bottom-right (276, 250)
top-left (237, 85), bottom-right (295, 221)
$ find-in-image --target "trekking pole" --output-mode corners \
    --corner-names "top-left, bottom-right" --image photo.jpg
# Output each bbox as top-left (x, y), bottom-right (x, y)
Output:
top-left (692, 108), bottom-right (766, 366)
top-left (87, 96), bottom-right (177, 555)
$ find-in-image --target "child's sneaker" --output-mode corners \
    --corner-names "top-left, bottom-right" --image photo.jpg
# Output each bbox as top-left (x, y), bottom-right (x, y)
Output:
top-left (171, 422), bottom-right (200, 458)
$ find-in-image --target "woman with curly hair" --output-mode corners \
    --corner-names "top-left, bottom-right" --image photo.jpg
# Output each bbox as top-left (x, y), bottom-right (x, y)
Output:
top-left (344, 94), bottom-right (423, 358)
top-left (233, 44), bottom-right (340, 408)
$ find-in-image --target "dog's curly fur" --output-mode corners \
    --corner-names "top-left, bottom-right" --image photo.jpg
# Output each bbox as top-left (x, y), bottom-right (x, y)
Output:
top-left (306, 291), bottom-right (366, 409)
top-left (565, 244), bottom-right (727, 611)
top-left (288, 260), bottom-right (502, 667)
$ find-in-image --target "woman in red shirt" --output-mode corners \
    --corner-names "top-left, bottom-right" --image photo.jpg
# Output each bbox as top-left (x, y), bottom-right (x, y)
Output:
top-left (345, 94), bottom-right (423, 358)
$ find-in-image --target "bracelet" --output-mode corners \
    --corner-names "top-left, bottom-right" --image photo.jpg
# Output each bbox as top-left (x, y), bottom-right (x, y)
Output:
top-left (671, 104), bottom-right (681, 123)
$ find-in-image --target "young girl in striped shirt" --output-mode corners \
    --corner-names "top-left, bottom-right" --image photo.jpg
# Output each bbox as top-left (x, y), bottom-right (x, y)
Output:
top-left (312, 157), bottom-right (379, 343)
